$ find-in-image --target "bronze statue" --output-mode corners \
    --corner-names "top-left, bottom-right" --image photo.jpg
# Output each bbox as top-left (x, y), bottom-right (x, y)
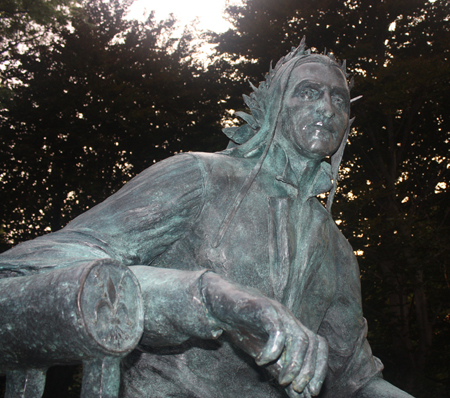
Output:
top-left (0, 40), bottom-right (414, 397)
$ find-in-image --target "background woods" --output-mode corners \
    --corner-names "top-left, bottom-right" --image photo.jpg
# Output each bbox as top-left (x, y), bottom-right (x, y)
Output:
top-left (0, 0), bottom-right (227, 244)
top-left (0, 0), bottom-right (449, 397)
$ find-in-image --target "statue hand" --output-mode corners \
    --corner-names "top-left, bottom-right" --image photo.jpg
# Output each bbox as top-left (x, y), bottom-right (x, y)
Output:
top-left (201, 273), bottom-right (328, 396)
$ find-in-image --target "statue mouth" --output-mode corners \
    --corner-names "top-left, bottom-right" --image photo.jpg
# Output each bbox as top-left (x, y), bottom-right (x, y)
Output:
top-left (310, 121), bottom-right (334, 139)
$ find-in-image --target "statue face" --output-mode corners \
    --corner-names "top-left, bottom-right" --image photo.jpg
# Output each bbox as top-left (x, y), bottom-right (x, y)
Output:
top-left (279, 62), bottom-right (350, 160)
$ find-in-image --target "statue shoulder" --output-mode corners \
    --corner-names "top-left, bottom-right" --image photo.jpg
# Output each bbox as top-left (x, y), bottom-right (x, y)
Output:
top-left (187, 151), bottom-right (254, 180)
top-left (123, 153), bottom-right (206, 191)
top-left (116, 152), bottom-right (252, 207)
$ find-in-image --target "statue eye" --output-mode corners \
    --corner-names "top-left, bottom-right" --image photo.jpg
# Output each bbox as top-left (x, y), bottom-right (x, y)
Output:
top-left (332, 95), bottom-right (345, 106)
top-left (299, 87), bottom-right (319, 101)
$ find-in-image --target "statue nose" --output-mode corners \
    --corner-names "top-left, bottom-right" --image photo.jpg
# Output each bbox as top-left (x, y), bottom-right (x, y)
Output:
top-left (317, 92), bottom-right (335, 119)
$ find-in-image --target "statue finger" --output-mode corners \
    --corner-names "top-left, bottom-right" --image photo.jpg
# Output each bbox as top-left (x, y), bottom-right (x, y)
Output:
top-left (255, 328), bottom-right (285, 366)
top-left (285, 384), bottom-right (312, 398)
top-left (302, 386), bottom-right (312, 398)
top-left (277, 330), bottom-right (309, 386)
top-left (307, 336), bottom-right (328, 396)
top-left (291, 332), bottom-right (318, 393)
top-left (285, 383), bottom-right (301, 398)
top-left (303, 386), bottom-right (312, 398)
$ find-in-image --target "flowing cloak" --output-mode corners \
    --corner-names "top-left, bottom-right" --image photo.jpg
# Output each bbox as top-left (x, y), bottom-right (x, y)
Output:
top-left (0, 147), bottom-right (383, 397)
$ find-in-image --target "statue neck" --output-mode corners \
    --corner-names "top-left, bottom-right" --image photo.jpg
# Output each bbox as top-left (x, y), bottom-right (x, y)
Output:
top-left (264, 136), bottom-right (323, 198)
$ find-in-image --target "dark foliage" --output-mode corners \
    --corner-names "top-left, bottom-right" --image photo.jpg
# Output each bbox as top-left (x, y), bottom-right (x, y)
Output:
top-left (0, 0), bottom-right (228, 245)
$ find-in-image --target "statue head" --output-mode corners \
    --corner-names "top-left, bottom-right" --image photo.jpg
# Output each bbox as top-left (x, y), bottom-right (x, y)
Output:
top-left (214, 40), bottom-right (354, 246)
top-left (223, 38), bottom-right (353, 161)
top-left (221, 38), bottom-right (355, 209)
top-left (277, 59), bottom-right (350, 161)
top-left (213, 38), bottom-right (353, 247)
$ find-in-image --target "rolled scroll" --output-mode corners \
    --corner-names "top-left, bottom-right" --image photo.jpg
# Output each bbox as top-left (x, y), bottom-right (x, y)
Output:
top-left (0, 259), bottom-right (144, 397)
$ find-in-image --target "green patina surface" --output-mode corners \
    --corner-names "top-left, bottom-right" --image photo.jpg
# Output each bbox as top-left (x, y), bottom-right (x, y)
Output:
top-left (0, 42), bottom-right (414, 398)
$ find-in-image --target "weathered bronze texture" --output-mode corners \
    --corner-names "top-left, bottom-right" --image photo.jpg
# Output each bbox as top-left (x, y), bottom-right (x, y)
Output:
top-left (0, 41), bottom-right (414, 398)
top-left (0, 260), bottom-right (143, 397)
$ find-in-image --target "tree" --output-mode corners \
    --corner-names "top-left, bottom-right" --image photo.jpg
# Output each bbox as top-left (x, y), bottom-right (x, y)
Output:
top-left (214, 0), bottom-right (450, 395)
top-left (0, 0), bottom-right (227, 246)
top-left (0, 0), bottom-right (81, 62)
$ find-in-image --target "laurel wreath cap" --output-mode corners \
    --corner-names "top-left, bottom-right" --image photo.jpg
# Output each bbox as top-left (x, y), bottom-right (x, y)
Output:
top-left (223, 37), bottom-right (352, 145)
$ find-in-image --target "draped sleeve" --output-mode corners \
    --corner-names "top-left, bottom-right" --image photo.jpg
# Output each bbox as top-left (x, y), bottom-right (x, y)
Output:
top-left (0, 153), bottom-right (222, 345)
top-left (318, 224), bottom-right (384, 397)
top-left (0, 153), bottom-right (205, 275)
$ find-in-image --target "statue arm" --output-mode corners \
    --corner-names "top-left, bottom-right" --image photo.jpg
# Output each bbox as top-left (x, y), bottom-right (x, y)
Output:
top-left (130, 266), bottom-right (224, 346)
top-left (317, 231), bottom-right (383, 397)
top-left (0, 154), bottom-right (205, 276)
top-left (318, 230), bottom-right (414, 397)
top-left (0, 154), bottom-right (221, 348)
